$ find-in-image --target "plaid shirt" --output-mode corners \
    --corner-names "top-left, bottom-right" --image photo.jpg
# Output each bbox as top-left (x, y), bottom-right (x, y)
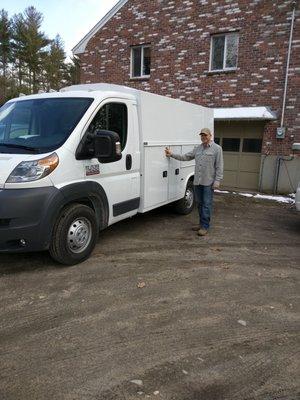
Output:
top-left (171, 141), bottom-right (223, 186)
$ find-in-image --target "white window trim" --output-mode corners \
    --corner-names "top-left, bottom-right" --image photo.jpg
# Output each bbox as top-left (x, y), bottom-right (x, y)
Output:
top-left (130, 45), bottom-right (151, 79)
top-left (209, 33), bottom-right (239, 72)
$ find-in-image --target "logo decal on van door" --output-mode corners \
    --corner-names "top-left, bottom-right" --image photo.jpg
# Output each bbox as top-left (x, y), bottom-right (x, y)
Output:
top-left (85, 164), bottom-right (100, 176)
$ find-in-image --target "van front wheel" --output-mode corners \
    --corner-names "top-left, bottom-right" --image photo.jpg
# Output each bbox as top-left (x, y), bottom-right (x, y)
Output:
top-left (49, 203), bottom-right (98, 265)
top-left (173, 181), bottom-right (195, 215)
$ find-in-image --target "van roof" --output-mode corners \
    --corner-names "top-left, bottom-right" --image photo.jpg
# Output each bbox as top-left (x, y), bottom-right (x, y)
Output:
top-left (60, 83), bottom-right (139, 97)
top-left (7, 83), bottom-right (138, 103)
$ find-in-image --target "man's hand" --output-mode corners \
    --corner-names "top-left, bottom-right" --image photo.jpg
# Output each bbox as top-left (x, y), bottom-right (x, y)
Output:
top-left (165, 147), bottom-right (172, 157)
top-left (212, 181), bottom-right (220, 190)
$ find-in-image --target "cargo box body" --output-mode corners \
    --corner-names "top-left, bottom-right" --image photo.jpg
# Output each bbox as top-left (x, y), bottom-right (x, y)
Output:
top-left (136, 89), bottom-right (213, 211)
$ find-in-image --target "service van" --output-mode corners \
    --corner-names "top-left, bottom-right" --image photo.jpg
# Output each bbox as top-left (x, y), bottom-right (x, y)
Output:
top-left (0, 84), bottom-right (213, 265)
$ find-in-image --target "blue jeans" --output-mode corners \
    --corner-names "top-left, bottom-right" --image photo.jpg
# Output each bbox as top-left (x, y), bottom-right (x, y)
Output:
top-left (194, 185), bottom-right (214, 230)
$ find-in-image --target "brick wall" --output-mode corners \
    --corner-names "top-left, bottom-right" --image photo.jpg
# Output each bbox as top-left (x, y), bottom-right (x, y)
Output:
top-left (78, 0), bottom-right (300, 156)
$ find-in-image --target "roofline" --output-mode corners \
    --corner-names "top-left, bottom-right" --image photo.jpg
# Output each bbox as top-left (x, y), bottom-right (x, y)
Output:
top-left (72, 0), bottom-right (129, 55)
top-left (214, 106), bottom-right (277, 121)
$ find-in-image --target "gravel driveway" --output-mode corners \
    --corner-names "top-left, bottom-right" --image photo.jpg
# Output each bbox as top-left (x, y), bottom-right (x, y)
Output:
top-left (0, 193), bottom-right (299, 400)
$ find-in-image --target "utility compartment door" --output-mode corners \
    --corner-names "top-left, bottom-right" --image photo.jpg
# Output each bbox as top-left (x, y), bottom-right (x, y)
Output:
top-left (168, 145), bottom-right (182, 200)
top-left (143, 146), bottom-right (168, 209)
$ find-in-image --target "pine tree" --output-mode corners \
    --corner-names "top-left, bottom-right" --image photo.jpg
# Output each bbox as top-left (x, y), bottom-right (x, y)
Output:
top-left (65, 55), bottom-right (81, 86)
top-left (24, 7), bottom-right (50, 92)
top-left (0, 9), bottom-right (12, 79)
top-left (43, 34), bottom-right (66, 90)
top-left (0, 9), bottom-right (13, 103)
top-left (11, 12), bottom-right (28, 89)
top-left (11, 7), bottom-right (50, 93)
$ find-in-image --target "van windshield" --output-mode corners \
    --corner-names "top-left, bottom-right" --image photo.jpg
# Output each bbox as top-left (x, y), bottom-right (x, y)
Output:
top-left (0, 97), bottom-right (94, 154)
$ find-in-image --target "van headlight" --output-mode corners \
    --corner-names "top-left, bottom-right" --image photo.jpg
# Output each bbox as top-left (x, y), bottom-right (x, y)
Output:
top-left (6, 153), bottom-right (59, 183)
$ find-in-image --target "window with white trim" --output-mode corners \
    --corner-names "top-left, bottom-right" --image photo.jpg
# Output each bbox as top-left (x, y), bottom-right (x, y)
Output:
top-left (210, 33), bottom-right (239, 71)
top-left (131, 45), bottom-right (151, 78)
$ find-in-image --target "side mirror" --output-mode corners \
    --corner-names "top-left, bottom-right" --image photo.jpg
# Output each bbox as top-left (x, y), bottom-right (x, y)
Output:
top-left (76, 129), bottom-right (122, 162)
top-left (94, 130), bottom-right (122, 163)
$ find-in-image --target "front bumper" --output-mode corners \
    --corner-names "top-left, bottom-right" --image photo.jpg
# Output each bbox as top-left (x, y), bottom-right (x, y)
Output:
top-left (0, 187), bottom-right (64, 252)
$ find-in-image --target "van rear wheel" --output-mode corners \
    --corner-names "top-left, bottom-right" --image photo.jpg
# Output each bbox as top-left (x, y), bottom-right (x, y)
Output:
top-left (49, 203), bottom-right (98, 265)
top-left (173, 181), bottom-right (195, 215)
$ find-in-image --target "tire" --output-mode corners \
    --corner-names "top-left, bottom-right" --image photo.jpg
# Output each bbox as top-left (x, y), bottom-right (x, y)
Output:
top-left (49, 203), bottom-right (98, 265)
top-left (173, 181), bottom-right (195, 215)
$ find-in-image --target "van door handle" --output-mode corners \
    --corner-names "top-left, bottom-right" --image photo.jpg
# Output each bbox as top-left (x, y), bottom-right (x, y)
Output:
top-left (175, 168), bottom-right (179, 175)
top-left (126, 154), bottom-right (132, 170)
top-left (163, 171), bottom-right (168, 178)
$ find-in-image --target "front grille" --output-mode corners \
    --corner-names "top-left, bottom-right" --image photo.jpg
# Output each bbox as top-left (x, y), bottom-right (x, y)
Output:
top-left (0, 219), bottom-right (10, 228)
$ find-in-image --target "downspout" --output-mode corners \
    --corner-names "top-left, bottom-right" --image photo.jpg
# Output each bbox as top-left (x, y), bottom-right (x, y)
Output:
top-left (280, 1), bottom-right (296, 128)
top-left (274, 1), bottom-right (296, 194)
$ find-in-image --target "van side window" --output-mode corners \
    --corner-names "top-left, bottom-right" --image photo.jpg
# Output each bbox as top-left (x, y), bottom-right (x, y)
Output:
top-left (89, 103), bottom-right (128, 150)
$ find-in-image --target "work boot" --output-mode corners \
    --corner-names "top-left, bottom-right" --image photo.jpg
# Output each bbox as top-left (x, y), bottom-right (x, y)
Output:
top-left (192, 225), bottom-right (201, 231)
top-left (198, 228), bottom-right (208, 236)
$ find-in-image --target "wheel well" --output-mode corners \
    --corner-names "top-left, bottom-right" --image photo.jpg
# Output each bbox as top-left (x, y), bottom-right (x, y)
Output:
top-left (64, 196), bottom-right (108, 231)
top-left (188, 175), bottom-right (194, 184)
top-left (59, 182), bottom-right (109, 231)
top-left (72, 198), bottom-right (95, 212)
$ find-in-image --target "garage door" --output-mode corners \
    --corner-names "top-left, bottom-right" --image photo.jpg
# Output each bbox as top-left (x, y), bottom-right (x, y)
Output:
top-left (214, 121), bottom-right (264, 190)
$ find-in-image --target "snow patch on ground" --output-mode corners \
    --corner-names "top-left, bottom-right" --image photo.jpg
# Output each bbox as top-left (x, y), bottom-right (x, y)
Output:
top-left (239, 193), bottom-right (253, 198)
top-left (253, 194), bottom-right (294, 204)
top-left (215, 190), bottom-right (295, 204)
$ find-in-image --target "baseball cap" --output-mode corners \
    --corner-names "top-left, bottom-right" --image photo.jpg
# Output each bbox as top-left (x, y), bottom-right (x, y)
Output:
top-left (200, 128), bottom-right (211, 136)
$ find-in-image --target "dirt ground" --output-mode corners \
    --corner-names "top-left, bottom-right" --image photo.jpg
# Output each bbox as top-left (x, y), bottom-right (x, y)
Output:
top-left (0, 193), bottom-right (299, 400)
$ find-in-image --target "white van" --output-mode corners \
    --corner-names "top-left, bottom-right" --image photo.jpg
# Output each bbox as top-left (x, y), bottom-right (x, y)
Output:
top-left (0, 84), bottom-right (213, 265)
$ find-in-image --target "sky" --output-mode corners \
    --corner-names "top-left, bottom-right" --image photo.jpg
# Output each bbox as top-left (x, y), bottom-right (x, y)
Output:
top-left (2, 0), bottom-right (120, 58)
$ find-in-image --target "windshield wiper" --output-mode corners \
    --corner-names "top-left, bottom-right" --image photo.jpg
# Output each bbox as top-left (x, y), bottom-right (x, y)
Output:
top-left (0, 143), bottom-right (40, 152)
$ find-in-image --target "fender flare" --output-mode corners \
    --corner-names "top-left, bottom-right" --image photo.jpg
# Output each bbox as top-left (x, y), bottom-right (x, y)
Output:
top-left (59, 181), bottom-right (109, 231)
top-left (42, 181), bottom-right (109, 249)
top-left (185, 173), bottom-right (194, 188)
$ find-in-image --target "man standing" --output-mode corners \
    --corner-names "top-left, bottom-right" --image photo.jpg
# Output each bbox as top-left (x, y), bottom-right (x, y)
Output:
top-left (165, 128), bottom-right (223, 236)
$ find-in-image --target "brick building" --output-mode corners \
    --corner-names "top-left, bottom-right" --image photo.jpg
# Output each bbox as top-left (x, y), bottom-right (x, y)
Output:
top-left (73, 0), bottom-right (300, 193)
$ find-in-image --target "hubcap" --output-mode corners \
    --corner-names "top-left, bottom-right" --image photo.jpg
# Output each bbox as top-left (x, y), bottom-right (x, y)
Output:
top-left (67, 218), bottom-right (92, 253)
top-left (184, 188), bottom-right (194, 208)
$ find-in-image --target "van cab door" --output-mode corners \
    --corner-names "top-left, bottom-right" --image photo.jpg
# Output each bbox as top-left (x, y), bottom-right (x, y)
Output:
top-left (83, 98), bottom-right (140, 224)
